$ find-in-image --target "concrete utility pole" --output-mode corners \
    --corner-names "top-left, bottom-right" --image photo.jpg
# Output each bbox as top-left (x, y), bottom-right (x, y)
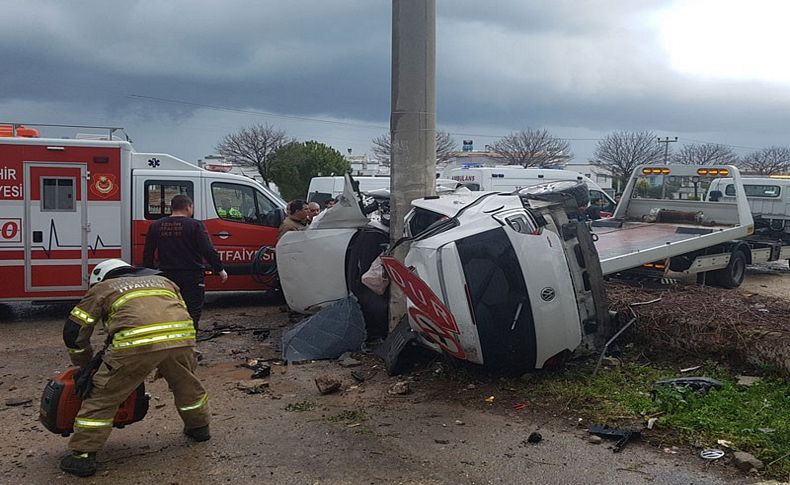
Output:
top-left (389, 0), bottom-right (437, 330)
top-left (657, 136), bottom-right (677, 198)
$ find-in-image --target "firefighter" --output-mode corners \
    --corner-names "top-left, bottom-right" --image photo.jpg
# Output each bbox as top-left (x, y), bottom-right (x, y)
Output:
top-left (59, 259), bottom-right (210, 477)
top-left (143, 194), bottom-right (227, 329)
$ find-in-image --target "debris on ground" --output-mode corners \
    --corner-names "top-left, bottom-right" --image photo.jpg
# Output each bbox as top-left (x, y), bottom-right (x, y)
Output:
top-left (484, 396), bottom-right (495, 403)
top-left (601, 356), bottom-right (621, 367)
top-left (454, 420), bottom-right (465, 426)
top-left (680, 365), bottom-right (702, 373)
top-left (351, 371), bottom-right (366, 383)
top-left (732, 451), bottom-right (765, 472)
top-left (236, 380), bottom-right (269, 395)
top-left (282, 296), bottom-right (367, 362)
top-left (736, 375), bottom-right (762, 387)
top-left (526, 432), bottom-right (542, 444)
top-left (512, 402), bottom-right (528, 411)
top-left (699, 449), bottom-right (725, 460)
top-left (653, 377), bottom-right (723, 395)
top-left (588, 435), bottom-right (603, 444)
top-left (338, 352), bottom-right (362, 368)
top-left (434, 439), bottom-right (450, 445)
top-left (315, 375), bottom-right (342, 395)
top-left (388, 381), bottom-right (411, 395)
top-left (240, 359), bottom-right (272, 379)
top-left (587, 424), bottom-right (640, 453)
top-left (646, 417), bottom-right (658, 430)
top-left (4, 398), bottom-right (32, 407)
top-left (717, 439), bottom-right (733, 448)
top-left (197, 324), bottom-right (271, 342)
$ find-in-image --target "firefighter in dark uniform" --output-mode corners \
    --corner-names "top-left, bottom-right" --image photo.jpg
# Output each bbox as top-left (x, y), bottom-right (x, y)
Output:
top-left (60, 259), bottom-right (210, 477)
top-left (143, 194), bottom-right (227, 329)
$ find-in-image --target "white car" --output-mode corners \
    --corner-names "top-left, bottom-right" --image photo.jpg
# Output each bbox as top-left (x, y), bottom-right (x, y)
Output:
top-left (277, 175), bottom-right (607, 372)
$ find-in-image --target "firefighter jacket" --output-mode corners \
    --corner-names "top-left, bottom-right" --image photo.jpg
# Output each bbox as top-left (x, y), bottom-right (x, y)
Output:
top-left (64, 275), bottom-right (195, 367)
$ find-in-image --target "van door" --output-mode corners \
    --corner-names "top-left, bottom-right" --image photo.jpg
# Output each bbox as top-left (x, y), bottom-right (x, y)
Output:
top-left (203, 178), bottom-right (281, 291)
top-left (24, 163), bottom-right (88, 292)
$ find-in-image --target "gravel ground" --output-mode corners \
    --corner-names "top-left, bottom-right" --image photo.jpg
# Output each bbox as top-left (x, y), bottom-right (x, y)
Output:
top-left (0, 285), bottom-right (772, 484)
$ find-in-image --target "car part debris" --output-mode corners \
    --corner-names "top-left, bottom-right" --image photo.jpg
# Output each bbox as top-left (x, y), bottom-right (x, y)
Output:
top-left (282, 296), bottom-right (367, 362)
top-left (593, 298), bottom-right (661, 376)
top-left (373, 316), bottom-right (418, 375)
top-left (351, 371), bottom-right (366, 383)
top-left (197, 325), bottom-right (271, 342)
top-left (653, 377), bottom-right (723, 395)
top-left (587, 424), bottom-right (640, 452)
top-left (240, 359), bottom-right (271, 379)
top-left (700, 449), bottom-right (725, 460)
top-left (527, 432), bottom-right (542, 444)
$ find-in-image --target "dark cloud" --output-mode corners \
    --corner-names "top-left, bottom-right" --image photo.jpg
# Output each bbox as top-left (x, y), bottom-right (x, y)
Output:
top-left (1, 0), bottom-right (790, 163)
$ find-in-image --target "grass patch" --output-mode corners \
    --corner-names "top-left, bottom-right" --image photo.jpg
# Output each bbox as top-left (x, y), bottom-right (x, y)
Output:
top-left (284, 400), bottom-right (316, 412)
top-left (515, 360), bottom-right (790, 477)
top-left (327, 409), bottom-right (367, 423)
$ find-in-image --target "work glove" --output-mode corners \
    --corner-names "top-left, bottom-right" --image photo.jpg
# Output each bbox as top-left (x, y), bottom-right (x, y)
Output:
top-left (73, 366), bottom-right (94, 400)
top-left (74, 351), bottom-right (104, 400)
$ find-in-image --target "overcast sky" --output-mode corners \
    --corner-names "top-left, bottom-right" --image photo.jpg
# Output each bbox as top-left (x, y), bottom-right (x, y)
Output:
top-left (2, 0), bottom-right (790, 163)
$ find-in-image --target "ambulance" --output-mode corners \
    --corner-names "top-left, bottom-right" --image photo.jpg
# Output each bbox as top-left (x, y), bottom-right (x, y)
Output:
top-left (0, 124), bottom-right (286, 302)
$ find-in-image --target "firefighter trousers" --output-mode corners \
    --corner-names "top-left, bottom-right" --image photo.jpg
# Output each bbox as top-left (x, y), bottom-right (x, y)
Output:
top-left (165, 271), bottom-right (205, 329)
top-left (69, 346), bottom-right (210, 453)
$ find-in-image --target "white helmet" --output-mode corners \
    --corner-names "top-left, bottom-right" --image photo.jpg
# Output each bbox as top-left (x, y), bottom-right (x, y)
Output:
top-left (90, 259), bottom-right (134, 286)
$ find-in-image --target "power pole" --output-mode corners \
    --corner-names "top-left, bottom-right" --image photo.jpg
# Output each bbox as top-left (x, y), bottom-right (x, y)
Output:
top-left (389, 0), bottom-right (437, 330)
top-left (657, 136), bottom-right (677, 198)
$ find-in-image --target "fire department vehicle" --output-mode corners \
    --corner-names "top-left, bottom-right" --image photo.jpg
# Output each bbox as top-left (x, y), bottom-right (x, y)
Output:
top-left (0, 124), bottom-right (285, 302)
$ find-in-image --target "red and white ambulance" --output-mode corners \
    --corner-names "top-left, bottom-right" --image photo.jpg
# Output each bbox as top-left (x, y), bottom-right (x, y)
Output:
top-left (0, 124), bottom-right (286, 302)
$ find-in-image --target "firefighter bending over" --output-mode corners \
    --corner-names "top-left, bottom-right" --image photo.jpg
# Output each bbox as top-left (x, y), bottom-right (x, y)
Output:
top-left (59, 259), bottom-right (210, 477)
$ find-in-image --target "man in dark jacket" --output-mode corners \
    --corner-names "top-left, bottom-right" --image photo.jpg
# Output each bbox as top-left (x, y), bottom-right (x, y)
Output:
top-left (143, 195), bottom-right (227, 328)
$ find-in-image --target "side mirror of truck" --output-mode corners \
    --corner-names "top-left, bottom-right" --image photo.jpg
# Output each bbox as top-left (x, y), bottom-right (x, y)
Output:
top-left (708, 190), bottom-right (722, 202)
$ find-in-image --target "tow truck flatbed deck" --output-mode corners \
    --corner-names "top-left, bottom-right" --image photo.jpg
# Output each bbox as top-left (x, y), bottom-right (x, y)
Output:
top-left (595, 221), bottom-right (736, 275)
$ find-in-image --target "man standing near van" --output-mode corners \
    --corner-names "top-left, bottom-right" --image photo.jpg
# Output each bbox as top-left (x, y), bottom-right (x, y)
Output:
top-left (277, 199), bottom-right (309, 240)
top-left (144, 194), bottom-right (227, 329)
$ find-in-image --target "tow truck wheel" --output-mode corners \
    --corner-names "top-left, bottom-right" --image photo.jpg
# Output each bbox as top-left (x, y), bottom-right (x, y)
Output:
top-left (710, 249), bottom-right (746, 288)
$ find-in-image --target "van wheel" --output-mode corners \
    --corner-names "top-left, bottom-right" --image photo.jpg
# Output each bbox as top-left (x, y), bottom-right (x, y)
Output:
top-left (710, 250), bottom-right (746, 288)
top-left (518, 180), bottom-right (590, 208)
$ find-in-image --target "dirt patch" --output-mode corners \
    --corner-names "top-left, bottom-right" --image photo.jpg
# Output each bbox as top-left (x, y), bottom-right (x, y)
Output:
top-left (606, 280), bottom-right (790, 373)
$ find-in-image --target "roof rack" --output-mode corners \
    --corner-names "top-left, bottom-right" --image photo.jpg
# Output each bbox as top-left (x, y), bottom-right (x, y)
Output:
top-left (0, 122), bottom-right (129, 141)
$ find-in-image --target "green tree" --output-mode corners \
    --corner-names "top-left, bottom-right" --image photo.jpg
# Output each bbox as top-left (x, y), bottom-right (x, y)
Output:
top-left (271, 141), bottom-right (350, 201)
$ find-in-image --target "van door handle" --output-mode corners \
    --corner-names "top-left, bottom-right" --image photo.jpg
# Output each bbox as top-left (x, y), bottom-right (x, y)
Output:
top-left (213, 231), bottom-right (232, 239)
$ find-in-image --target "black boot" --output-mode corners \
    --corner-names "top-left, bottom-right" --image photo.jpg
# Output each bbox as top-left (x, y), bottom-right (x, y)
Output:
top-left (59, 452), bottom-right (97, 477)
top-left (184, 425), bottom-right (210, 442)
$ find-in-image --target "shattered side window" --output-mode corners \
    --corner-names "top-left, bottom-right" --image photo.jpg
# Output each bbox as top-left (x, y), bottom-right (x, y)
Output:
top-left (455, 227), bottom-right (536, 370)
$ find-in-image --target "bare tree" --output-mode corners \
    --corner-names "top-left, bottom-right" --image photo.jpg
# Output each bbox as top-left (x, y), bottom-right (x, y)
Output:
top-left (215, 123), bottom-right (290, 185)
top-left (738, 146), bottom-right (790, 175)
top-left (490, 128), bottom-right (572, 168)
top-left (672, 143), bottom-right (738, 165)
top-left (593, 130), bottom-right (664, 192)
top-left (371, 130), bottom-right (457, 167)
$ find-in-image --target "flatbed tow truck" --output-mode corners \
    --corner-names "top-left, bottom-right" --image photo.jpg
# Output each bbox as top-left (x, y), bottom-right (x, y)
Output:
top-left (594, 164), bottom-right (788, 287)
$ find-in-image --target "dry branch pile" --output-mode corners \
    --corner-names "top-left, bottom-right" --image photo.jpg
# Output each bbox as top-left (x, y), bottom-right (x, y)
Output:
top-left (605, 282), bottom-right (790, 372)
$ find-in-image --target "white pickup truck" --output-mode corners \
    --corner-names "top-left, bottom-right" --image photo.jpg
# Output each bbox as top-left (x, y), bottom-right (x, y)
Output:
top-left (277, 165), bottom-right (770, 372)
